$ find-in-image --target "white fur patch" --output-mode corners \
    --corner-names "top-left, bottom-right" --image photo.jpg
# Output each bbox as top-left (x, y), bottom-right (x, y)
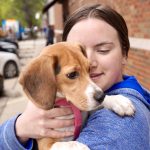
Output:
top-left (50, 141), bottom-right (90, 150)
top-left (85, 81), bottom-right (103, 111)
top-left (102, 95), bottom-right (135, 116)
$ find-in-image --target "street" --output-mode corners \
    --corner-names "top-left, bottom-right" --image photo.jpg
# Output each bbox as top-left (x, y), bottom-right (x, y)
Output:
top-left (0, 38), bottom-right (46, 123)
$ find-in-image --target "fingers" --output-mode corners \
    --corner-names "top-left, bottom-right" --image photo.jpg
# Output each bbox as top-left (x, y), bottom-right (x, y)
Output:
top-left (37, 107), bottom-right (75, 139)
top-left (39, 118), bottom-right (74, 129)
top-left (27, 101), bottom-right (73, 118)
top-left (45, 107), bottom-right (73, 118)
top-left (39, 128), bottom-right (74, 139)
top-left (37, 119), bottom-right (74, 139)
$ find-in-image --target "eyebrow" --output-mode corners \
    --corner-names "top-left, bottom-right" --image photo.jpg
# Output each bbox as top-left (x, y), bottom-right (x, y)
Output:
top-left (94, 42), bottom-right (114, 47)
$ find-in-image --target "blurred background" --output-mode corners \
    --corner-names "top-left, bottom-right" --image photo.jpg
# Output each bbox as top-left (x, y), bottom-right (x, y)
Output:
top-left (0, 0), bottom-right (150, 123)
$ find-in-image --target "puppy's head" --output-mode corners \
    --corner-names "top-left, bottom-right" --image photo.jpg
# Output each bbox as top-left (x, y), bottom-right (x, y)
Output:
top-left (19, 42), bottom-right (104, 110)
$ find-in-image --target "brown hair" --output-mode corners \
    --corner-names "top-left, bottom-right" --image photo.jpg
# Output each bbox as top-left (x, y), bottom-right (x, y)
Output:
top-left (62, 4), bottom-right (130, 57)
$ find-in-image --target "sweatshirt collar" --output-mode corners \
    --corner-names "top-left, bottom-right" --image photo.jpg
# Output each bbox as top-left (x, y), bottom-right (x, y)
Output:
top-left (106, 75), bottom-right (150, 104)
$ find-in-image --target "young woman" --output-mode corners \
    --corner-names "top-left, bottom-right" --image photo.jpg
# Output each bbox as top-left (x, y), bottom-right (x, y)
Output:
top-left (0, 4), bottom-right (150, 150)
top-left (62, 4), bottom-right (150, 150)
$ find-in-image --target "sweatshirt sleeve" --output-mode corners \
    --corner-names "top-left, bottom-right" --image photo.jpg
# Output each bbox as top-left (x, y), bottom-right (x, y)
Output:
top-left (76, 99), bottom-right (150, 150)
top-left (0, 115), bottom-right (33, 150)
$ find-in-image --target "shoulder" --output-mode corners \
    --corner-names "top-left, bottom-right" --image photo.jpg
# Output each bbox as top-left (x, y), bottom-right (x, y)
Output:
top-left (89, 97), bottom-right (150, 136)
top-left (77, 101), bottom-right (150, 150)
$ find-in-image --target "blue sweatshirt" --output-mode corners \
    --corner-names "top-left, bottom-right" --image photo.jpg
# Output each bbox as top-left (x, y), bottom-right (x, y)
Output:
top-left (0, 75), bottom-right (150, 150)
top-left (77, 75), bottom-right (150, 150)
top-left (0, 115), bottom-right (33, 150)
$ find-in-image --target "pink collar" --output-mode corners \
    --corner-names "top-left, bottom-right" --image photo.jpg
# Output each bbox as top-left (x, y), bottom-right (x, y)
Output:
top-left (55, 98), bottom-right (82, 139)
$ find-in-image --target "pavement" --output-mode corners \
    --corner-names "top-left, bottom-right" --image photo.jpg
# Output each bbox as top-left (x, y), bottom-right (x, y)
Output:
top-left (0, 38), bottom-right (46, 124)
top-left (0, 77), bottom-right (27, 123)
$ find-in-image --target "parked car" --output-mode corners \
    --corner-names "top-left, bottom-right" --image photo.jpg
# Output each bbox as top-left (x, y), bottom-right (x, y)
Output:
top-left (0, 51), bottom-right (20, 78)
top-left (0, 74), bottom-right (4, 96)
top-left (0, 37), bottom-right (19, 49)
top-left (0, 39), bottom-right (19, 57)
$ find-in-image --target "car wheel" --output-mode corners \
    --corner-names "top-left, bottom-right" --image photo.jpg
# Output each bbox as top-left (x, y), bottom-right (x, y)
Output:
top-left (0, 74), bottom-right (4, 96)
top-left (4, 61), bottom-right (18, 78)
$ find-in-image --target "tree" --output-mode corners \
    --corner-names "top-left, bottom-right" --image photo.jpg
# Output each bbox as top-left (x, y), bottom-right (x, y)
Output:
top-left (0, 0), bottom-right (46, 28)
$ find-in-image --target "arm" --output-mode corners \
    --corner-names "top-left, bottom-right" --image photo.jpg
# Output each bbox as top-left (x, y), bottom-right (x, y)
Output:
top-left (77, 99), bottom-right (150, 150)
top-left (0, 101), bottom-right (74, 150)
top-left (0, 115), bottom-right (33, 150)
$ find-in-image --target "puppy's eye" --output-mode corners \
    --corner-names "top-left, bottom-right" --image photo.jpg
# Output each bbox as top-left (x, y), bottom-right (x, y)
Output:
top-left (66, 71), bottom-right (79, 79)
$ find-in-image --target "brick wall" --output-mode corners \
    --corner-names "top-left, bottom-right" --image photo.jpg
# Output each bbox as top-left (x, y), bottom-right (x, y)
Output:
top-left (125, 48), bottom-right (150, 90)
top-left (68, 0), bottom-right (150, 38)
top-left (67, 0), bottom-right (150, 90)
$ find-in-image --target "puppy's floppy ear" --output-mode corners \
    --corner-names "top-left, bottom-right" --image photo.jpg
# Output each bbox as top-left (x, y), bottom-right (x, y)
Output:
top-left (19, 55), bottom-right (57, 110)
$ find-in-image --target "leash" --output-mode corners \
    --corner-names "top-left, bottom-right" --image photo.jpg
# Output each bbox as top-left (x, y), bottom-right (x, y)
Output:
top-left (55, 98), bottom-right (82, 139)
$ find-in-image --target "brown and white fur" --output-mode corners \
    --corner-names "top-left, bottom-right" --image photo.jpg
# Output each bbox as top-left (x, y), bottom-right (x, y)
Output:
top-left (19, 42), bottom-right (135, 150)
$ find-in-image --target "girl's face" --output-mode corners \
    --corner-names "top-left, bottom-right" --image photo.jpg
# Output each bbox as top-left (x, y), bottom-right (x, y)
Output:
top-left (67, 18), bottom-right (127, 91)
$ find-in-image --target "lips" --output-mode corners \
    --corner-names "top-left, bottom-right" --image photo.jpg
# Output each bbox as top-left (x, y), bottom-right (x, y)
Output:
top-left (90, 73), bottom-right (104, 79)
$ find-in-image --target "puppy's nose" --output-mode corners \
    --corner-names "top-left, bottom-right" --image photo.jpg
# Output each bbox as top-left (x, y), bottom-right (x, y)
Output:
top-left (94, 91), bottom-right (105, 103)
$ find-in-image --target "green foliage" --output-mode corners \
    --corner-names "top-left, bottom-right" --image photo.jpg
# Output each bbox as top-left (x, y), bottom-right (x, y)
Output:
top-left (0, 0), bottom-right (46, 27)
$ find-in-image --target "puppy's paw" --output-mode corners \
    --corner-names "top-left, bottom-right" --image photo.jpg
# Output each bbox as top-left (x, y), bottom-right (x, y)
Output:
top-left (50, 141), bottom-right (90, 150)
top-left (103, 95), bottom-right (135, 116)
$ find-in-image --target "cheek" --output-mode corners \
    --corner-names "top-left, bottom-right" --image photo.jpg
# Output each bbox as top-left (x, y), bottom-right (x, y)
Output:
top-left (94, 52), bottom-right (124, 91)
top-left (105, 60), bottom-right (123, 79)
top-left (100, 52), bottom-right (124, 71)
top-left (105, 56), bottom-right (124, 84)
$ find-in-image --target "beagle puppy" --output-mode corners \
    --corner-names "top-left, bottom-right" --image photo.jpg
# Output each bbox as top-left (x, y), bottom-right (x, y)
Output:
top-left (19, 42), bottom-right (135, 150)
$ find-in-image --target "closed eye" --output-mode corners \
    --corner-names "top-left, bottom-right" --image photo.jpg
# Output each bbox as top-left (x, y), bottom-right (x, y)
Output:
top-left (97, 50), bottom-right (110, 54)
top-left (66, 71), bottom-right (79, 79)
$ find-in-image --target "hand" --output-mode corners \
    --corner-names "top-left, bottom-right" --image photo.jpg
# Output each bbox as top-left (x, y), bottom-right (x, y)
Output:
top-left (15, 101), bottom-right (74, 144)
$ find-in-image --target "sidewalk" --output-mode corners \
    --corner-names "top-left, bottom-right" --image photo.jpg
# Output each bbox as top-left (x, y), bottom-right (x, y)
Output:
top-left (0, 95), bottom-right (27, 124)
top-left (0, 78), bottom-right (27, 124)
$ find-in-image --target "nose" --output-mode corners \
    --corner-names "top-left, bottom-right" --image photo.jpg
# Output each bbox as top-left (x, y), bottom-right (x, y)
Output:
top-left (90, 61), bottom-right (97, 70)
top-left (86, 49), bottom-right (97, 68)
top-left (94, 91), bottom-right (105, 103)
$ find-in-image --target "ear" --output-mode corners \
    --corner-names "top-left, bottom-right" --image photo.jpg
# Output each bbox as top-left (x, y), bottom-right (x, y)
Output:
top-left (19, 55), bottom-right (57, 110)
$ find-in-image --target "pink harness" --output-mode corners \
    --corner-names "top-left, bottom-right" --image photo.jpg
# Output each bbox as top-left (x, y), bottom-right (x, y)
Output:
top-left (55, 98), bottom-right (82, 139)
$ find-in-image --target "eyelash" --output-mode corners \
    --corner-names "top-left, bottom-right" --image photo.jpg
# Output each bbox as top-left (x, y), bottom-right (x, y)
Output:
top-left (97, 50), bottom-right (110, 54)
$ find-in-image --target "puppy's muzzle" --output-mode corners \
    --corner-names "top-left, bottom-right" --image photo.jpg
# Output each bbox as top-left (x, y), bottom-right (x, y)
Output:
top-left (94, 91), bottom-right (105, 103)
